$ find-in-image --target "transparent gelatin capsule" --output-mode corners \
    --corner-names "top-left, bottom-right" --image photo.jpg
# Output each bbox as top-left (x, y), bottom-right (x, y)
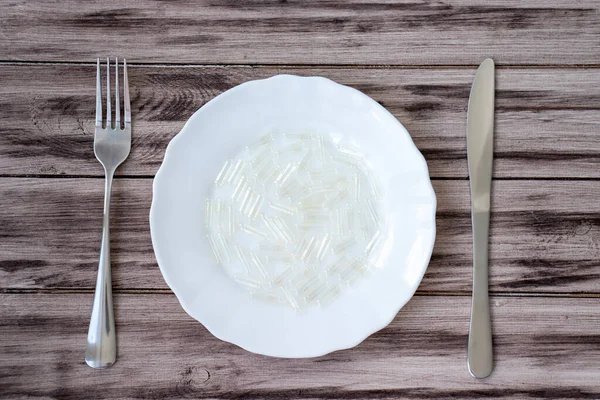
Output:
top-left (205, 132), bottom-right (388, 312)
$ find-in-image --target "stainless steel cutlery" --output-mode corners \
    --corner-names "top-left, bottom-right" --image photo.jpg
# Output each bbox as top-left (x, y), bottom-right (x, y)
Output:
top-left (83, 55), bottom-right (495, 374)
top-left (466, 58), bottom-right (495, 378)
top-left (85, 57), bottom-right (132, 369)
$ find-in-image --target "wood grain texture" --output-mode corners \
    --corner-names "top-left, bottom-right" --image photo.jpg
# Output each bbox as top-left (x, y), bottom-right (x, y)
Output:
top-left (1, 65), bottom-right (599, 178)
top-left (2, 0), bottom-right (599, 397)
top-left (2, 178), bottom-right (600, 293)
top-left (1, 0), bottom-right (600, 65)
top-left (1, 293), bottom-right (599, 399)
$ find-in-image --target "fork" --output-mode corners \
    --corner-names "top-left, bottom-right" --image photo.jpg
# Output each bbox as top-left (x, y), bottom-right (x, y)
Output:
top-left (85, 57), bottom-right (131, 369)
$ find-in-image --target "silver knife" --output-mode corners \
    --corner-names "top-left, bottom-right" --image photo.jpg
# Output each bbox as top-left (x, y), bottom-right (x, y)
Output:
top-left (466, 58), bottom-right (494, 378)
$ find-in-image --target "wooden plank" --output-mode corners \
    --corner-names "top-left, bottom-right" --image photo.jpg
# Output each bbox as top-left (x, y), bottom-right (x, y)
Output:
top-left (1, 65), bottom-right (599, 178)
top-left (2, 178), bottom-right (600, 293)
top-left (1, 293), bottom-right (599, 399)
top-left (1, 0), bottom-right (599, 65)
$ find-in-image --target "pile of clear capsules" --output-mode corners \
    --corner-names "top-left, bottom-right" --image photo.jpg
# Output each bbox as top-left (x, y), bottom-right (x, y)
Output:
top-left (205, 132), bottom-right (387, 311)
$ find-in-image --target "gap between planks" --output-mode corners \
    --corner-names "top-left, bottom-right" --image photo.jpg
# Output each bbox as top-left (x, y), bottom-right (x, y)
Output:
top-left (2, 288), bottom-right (600, 298)
top-left (3, 175), bottom-right (600, 182)
top-left (1, 60), bottom-right (600, 69)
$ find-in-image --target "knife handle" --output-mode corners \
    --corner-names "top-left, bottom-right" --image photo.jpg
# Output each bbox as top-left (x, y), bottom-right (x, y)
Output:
top-left (467, 210), bottom-right (493, 378)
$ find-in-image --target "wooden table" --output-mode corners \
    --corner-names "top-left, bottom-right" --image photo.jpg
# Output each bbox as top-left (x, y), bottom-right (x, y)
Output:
top-left (1, 2), bottom-right (599, 399)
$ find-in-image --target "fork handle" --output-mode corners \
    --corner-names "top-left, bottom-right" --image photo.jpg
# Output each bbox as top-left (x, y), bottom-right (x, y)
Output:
top-left (85, 169), bottom-right (117, 368)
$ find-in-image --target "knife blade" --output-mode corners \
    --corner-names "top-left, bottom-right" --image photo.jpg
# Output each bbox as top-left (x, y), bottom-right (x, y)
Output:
top-left (466, 58), bottom-right (495, 379)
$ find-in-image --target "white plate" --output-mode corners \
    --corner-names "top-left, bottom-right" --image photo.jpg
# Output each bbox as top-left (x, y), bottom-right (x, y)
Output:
top-left (150, 75), bottom-right (436, 358)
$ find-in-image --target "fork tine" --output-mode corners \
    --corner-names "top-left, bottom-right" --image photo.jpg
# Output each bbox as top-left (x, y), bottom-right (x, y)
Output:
top-left (96, 58), bottom-right (102, 127)
top-left (106, 57), bottom-right (112, 129)
top-left (115, 57), bottom-right (120, 128)
top-left (124, 58), bottom-right (131, 126)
